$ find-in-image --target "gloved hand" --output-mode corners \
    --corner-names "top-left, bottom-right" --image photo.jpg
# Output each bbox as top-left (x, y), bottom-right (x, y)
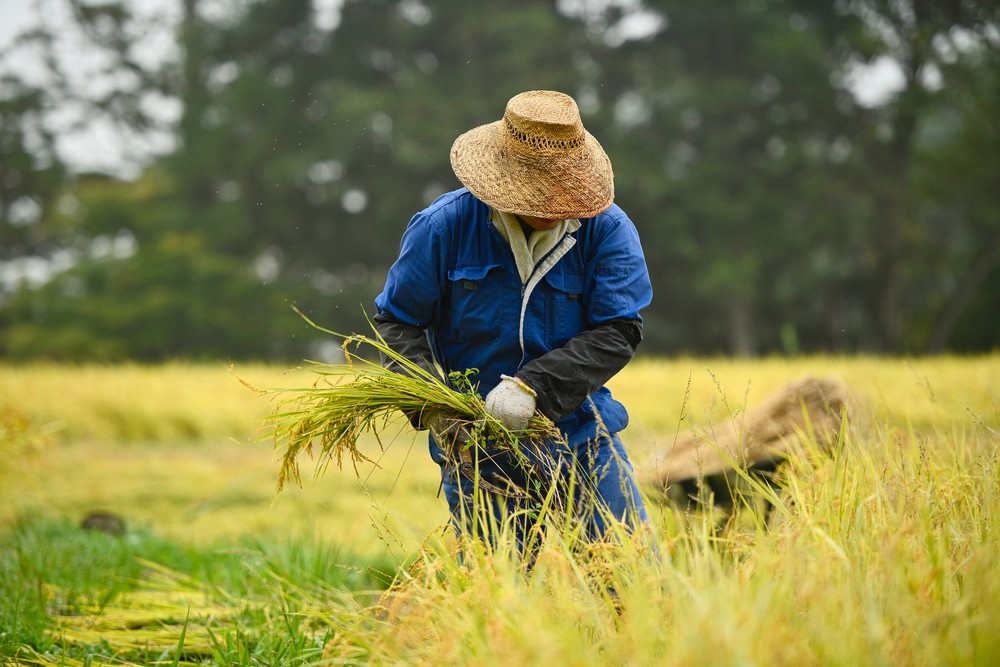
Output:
top-left (426, 411), bottom-right (475, 457)
top-left (484, 375), bottom-right (537, 431)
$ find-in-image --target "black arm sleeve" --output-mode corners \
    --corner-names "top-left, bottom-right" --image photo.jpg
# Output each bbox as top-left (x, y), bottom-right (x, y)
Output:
top-left (516, 318), bottom-right (643, 422)
top-left (373, 314), bottom-right (439, 377)
top-left (373, 313), bottom-right (442, 429)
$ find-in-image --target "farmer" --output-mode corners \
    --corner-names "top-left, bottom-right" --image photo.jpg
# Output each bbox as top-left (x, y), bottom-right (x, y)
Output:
top-left (374, 90), bottom-right (653, 550)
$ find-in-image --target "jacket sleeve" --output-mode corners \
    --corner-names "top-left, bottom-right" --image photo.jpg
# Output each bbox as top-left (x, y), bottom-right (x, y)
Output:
top-left (516, 318), bottom-right (643, 421)
top-left (373, 314), bottom-right (441, 379)
top-left (375, 208), bottom-right (447, 332)
top-left (373, 208), bottom-right (448, 430)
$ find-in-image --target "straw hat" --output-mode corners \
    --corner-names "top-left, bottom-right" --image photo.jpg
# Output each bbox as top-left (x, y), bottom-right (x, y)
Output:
top-left (450, 90), bottom-right (614, 219)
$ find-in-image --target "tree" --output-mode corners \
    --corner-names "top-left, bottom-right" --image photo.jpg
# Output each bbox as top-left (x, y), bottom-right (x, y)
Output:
top-left (161, 0), bottom-right (591, 345)
top-left (589, 0), bottom-right (872, 354)
top-left (911, 30), bottom-right (1000, 352)
top-left (0, 30), bottom-right (71, 272)
top-left (835, 0), bottom-right (1000, 352)
top-left (1, 0), bottom-right (997, 360)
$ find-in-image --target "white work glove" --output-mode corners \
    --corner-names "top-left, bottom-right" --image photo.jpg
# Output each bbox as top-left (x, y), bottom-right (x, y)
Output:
top-left (484, 374), bottom-right (537, 431)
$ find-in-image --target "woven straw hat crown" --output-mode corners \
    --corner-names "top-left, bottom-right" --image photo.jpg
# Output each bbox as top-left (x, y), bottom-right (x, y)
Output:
top-left (450, 90), bottom-right (614, 219)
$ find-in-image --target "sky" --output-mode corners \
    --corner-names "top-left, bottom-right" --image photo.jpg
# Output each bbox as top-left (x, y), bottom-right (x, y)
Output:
top-left (0, 0), bottom-right (185, 176)
top-left (0, 0), bottom-right (36, 49)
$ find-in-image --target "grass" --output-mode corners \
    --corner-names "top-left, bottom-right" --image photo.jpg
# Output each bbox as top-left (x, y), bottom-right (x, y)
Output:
top-left (0, 354), bottom-right (998, 665)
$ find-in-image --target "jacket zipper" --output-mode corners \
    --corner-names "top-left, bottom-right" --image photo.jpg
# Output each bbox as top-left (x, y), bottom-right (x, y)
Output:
top-left (517, 234), bottom-right (577, 368)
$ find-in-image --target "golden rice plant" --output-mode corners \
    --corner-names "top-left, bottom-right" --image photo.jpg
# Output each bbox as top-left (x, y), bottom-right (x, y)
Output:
top-left (249, 311), bottom-right (562, 491)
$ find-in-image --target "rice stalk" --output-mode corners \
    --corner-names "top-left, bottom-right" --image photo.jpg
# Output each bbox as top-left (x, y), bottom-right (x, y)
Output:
top-left (249, 311), bottom-right (562, 492)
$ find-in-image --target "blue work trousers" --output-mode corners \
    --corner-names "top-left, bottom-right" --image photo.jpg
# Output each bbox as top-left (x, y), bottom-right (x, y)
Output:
top-left (440, 432), bottom-right (650, 553)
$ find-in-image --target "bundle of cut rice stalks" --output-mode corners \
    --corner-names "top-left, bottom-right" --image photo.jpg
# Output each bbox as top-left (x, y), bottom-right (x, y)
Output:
top-left (247, 314), bottom-right (561, 492)
top-left (637, 375), bottom-right (849, 495)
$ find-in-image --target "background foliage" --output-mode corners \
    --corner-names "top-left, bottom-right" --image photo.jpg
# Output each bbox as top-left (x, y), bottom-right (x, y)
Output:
top-left (1, 0), bottom-right (998, 361)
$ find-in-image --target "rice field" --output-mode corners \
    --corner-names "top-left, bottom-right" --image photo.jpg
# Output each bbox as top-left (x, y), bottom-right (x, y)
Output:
top-left (1, 354), bottom-right (998, 666)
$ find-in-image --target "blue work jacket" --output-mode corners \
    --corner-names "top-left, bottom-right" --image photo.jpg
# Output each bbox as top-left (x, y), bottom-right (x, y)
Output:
top-left (375, 188), bottom-right (652, 451)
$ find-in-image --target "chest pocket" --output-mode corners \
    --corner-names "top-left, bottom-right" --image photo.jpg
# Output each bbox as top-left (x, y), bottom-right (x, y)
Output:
top-left (446, 264), bottom-right (505, 343)
top-left (542, 269), bottom-right (586, 347)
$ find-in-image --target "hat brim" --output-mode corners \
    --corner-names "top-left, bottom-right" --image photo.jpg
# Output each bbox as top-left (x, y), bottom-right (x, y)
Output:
top-left (450, 120), bottom-right (614, 219)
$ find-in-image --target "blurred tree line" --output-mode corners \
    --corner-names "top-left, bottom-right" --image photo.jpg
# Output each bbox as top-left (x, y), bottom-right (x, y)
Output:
top-left (0, 0), bottom-right (997, 362)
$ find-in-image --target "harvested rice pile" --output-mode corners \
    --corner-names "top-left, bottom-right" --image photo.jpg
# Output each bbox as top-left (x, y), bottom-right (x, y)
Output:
top-left (16, 561), bottom-right (236, 667)
top-left (637, 375), bottom-right (849, 492)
